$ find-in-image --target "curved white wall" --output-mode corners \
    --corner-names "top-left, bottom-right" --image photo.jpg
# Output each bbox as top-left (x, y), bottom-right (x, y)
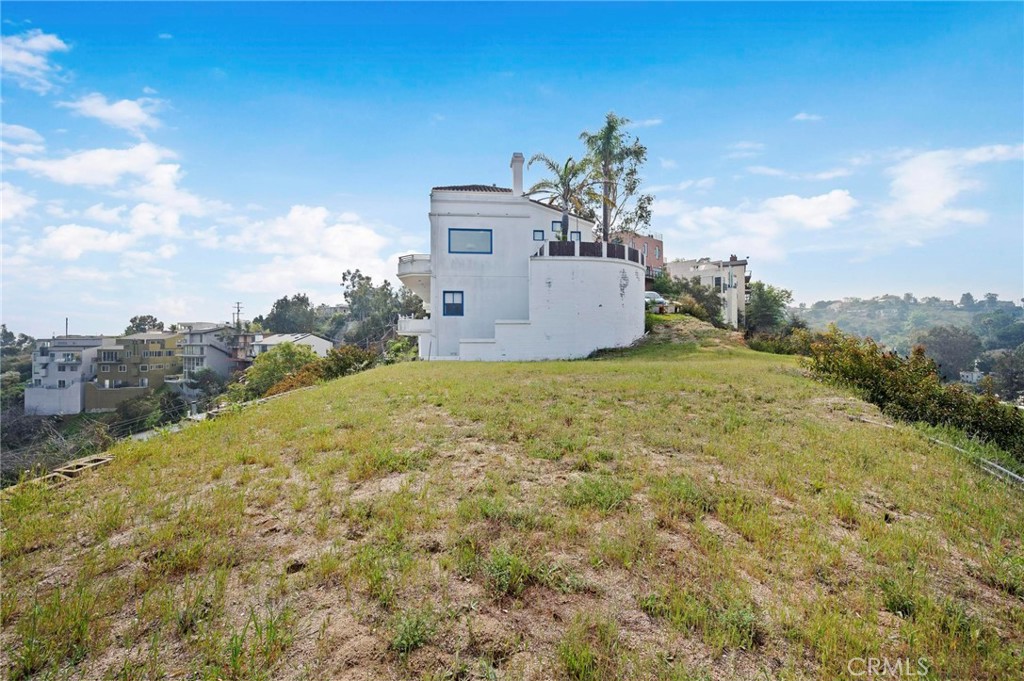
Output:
top-left (459, 256), bottom-right (645, 361)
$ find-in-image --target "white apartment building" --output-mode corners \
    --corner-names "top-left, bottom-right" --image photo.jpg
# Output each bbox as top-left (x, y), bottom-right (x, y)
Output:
top-left (23, 335), bottom-right (112, 415)
top-left (396, 153), bottom-right (646, 361)
top-left (666, 256), bottom-right (750, 329)
top-left (169, 322), bottom-right (255, 384)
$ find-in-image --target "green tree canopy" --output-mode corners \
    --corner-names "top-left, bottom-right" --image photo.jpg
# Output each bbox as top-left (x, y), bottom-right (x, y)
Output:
top-left (245, 342), bottom-right (319, 397)
top-left (340, 270), bottom-right (424, 350)
top-left (579, 112), bottom-right (653, 241)
top-left (994, 343), bottom-right (1024, 401)
top-left (745, 282), bottom-right (794, 335)
top-left (526, 154), bottom-right (596, 241)
top-left (263, 294), bottom-right (316, 334)
top-left (124, 315), bottom-right (164, 336)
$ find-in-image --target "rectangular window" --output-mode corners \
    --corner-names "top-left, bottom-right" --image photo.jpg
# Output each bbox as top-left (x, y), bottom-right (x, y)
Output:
top-left (443, 291), bottom-right (464, 316)
top-left (655, 246), bottom-right (660, 259)
top-left (140, 365), bottom-right (149, 372)
top-left (642, 243), bottom-right (648, 256)
top-left (448, 228), bottom-right (492, 254)
top-left (118, 365), bottom-right (127, 373)
top-left (58, 380), bottom-right (66, 389)
top-left (570, 231), bottom-right (581, 242)
top-left (533, 229), bottom-right (545, 241)
top-left (101, 365), bottom-right (110, 373)
top-left (714, 276), bottom-right (722, 290)
top-left (101, 351), bottom-right (118, 362)
top-left (58, 364), bottom-right (67, 372)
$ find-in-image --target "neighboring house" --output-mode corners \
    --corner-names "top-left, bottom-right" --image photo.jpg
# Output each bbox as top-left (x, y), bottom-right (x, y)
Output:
top-left (24, 335), bottom-right (112, 415)
top-left (252, 333), bottom-right (334, 358)
top-left (960, 367), bottom-right (985, 385)
top-left (83, 331), bottom-right (184, 412)
top-left (396, 152), bottom-right (646, 361)
top-left (666, 255), bottom-right (750, 329)
top-left (167, 322), bottom-right (257, 386)
top-left (610, 231), bottom-right (665, 284)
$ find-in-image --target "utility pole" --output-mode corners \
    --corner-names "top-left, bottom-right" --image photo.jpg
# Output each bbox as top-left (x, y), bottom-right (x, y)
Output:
top-left (233, 302), bottom-right (243, 331)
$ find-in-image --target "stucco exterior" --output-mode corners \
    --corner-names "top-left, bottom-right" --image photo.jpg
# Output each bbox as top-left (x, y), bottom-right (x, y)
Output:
top-left (24, 336), bottom-right (111, 416)
top-left (397, 153), bottom-right (645, 361)
top-left (666, 256), bottom-right (749, 329)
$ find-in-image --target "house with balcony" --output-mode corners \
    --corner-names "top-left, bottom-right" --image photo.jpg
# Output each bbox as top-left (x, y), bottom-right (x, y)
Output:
top-left (665, 255), bottom-right (750, 329)
top-left (24, 335), bottom-right (113, 415)
top-left (82, 331), bottom-right (184, 412)
top-left (396, 152), bottom-right (646, 361)
top-left (166, 322), bottom-right (257, 388)
top-left (252, 333), bottom-right (334, 358)
top-left (610, 231), bottom-right (665, 287)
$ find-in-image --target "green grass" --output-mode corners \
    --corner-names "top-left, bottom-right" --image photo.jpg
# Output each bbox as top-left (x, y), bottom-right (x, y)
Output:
top-left (2, 318), bottom-right (1021, 680)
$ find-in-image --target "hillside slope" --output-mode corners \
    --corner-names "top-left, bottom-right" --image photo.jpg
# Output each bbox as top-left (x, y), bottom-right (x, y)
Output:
top-left (2, 319), bottom-right (1022, 680)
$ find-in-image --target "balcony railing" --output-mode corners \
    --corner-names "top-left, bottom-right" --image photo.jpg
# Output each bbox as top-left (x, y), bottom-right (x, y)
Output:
top-left (397, 254), bottom-right (431, 278)
top-left (533, 241), bottom-right (645, 266)
top-left (397, 316), bottom-right (431, 335)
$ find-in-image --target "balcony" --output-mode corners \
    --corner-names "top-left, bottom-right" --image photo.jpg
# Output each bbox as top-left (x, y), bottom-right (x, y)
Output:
top-left (397, 254), bottom-right (431, 310)
top-left (397, 316), bottom-right (431, 335)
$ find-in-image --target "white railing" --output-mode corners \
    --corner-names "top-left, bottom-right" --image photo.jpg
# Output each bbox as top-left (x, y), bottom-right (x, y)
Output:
top-left (397, 254), bottom-right (431, 277)
top-left (397, 316), bottom-right (431, 335)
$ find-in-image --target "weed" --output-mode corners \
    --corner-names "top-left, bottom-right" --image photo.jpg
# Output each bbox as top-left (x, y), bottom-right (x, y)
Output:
top-left (390, 606), bottom-right (435, 655)
top-left (563, 475), bottom-right (631, 512)
top-left (557, 612), bottom-right (622, 681)
top-left (482, 547), bottom-right (533, 598)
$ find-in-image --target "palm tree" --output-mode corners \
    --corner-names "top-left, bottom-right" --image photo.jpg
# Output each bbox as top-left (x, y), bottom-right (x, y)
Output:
top-left (526, 154), bottom-right (596, 242)
top-left (580, 112), bottom-right (648, 242)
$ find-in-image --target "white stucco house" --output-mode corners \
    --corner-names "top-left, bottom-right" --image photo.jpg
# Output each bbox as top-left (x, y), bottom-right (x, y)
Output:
top-left (396, 153), bottom-right (646, 361)
top-left (665, 256), bottom-right (750, 329)
top-left (24, 335), bottom-right (112, 415)
top-left (252, 333), bottom-right (334, 358)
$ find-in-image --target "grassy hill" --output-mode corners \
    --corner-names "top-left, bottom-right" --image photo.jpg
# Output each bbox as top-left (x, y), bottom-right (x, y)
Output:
top-left (2, 317), bottom-right (1022, 680)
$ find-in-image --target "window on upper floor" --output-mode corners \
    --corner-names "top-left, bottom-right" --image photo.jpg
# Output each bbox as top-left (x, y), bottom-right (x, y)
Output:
top-left (642, 243), bottom-right (648, 256)
top-left (140, 365), bottom-right (149, 372)
top-left (551, 221), bottom-right (562, 233)
top-left (58, 380), bottom-right (66, 388)
top-left (533, 230), bottom-right (545, 241)
top-left (58, 365), bottom-right (67, 372)
top-left (443, 291), bottom-right (464, 316)
top-left (655, 246), bottom-right (660, 259)
top-left (448, 229), bottom-right (492, 254)
top-left (118, 364), bottom-right (127, 372)
top-left (570, 231), bottom-right (581, 242)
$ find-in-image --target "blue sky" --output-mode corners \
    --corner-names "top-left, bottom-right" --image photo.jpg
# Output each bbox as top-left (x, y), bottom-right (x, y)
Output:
top-left (2, 2), bottom-right (1021, 337)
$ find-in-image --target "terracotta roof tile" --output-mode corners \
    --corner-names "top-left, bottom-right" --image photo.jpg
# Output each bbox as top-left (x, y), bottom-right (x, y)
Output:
top-left (432, 184), bottom-right (512, 193)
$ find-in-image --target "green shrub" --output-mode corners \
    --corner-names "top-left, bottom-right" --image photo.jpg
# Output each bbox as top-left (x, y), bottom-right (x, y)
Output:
top-left (803, 326), bottom-right (1024, 463)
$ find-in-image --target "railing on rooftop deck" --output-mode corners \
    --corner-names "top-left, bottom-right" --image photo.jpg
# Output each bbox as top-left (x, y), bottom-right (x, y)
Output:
top-left (532, 241), bottom-right (643, 265)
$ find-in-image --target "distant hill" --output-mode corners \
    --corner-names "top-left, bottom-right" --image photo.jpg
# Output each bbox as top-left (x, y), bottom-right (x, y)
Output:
top-left (792, 294), bottom-right (1023, 353)
top-left (2, 317), bottom-right (1021, 680)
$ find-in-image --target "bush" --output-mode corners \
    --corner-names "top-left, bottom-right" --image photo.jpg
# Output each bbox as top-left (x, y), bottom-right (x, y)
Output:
top-left (803, 326), bottom-right (1024, 463)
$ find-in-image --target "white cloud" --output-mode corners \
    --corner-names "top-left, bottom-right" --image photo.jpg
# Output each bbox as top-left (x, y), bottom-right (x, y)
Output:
top-left (0, 29), bottom-right (69, 94)
top-left (2, 122), bottom-right (44, 143)
top-left (725, 141), bottom-right (764, 159)
top-left (0, 140), bottom-right (45, 155)
top-left (37, 224), bottom-right (138, 260)
top-left (223, 205), bottom-right (395, 295)
top-left (14, 142), bottom-right (175, 186)
top-left (879, 143), bottom-right (1024, 231)
top-left (792, 112), bottom-right (823, 122)
top-left (746, 165), bottom-right (788, 177)
top-left (629, 118), bottom-right (663, 128)
top-left (647, 177), bottom-right (715, 193)
top-left (656, 189), bottom-right (858, 261)
top-left (83, 203), bottom-right (127, 224)
top-left (747, 165), bottom-right (852, 180)
top-left (659, 158), bottom-right (677, 170)
top-left (45, 201), bottom-right (75, 219)
top-left (158, 33), bottom-right (173, 40)
top-left (0, 182), bottom-right (37, 222)
top-left (58, 92), bottom-right (162, 135)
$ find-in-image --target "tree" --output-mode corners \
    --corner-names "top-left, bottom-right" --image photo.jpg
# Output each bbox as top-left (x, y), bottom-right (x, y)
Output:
top-left (745, 282), bottom-right (794, 335)
top-left (340, 270), bottom-right (424, 350)
top-left (263, 294), bottom-right (316, 334)
top-left (914, 325), bottom-right (982, 381)
top-left (993, 343), bottom-right (1024, 401)
top-left (244, 342), bottom-right (319, 398)
top-left (124, 315), bottom-right (164, 335)
top-left (186, 368), bottom-right (227, 402)
top-left (579, 112), bottom-right (653, 242)
top-left (526, 154), bottom-right (596, 241)
top-left (958, 292), bottom-right (976, 309)
top-left (0, 324), bottom-right (14, 347)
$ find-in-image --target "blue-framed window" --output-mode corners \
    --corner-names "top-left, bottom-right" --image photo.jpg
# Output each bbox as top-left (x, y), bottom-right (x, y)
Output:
top-left (551, 221), bottom-right (562, 233)
top-left (570, 231), bottom-right (581, 242)
top-left (448, 228), bottom-right (492, 254)
top-left (532, 229), bottom-right (545, 241)
top-left (443, 291), bottom-right (464, 316)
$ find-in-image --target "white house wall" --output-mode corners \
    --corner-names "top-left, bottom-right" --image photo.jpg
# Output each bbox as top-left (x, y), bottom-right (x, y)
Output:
top-left (458, 257), bottom-right (645, 361)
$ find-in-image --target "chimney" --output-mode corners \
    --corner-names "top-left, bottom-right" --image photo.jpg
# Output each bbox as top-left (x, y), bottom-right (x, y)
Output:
top-left (510, 152), bottom-right (524, 196)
